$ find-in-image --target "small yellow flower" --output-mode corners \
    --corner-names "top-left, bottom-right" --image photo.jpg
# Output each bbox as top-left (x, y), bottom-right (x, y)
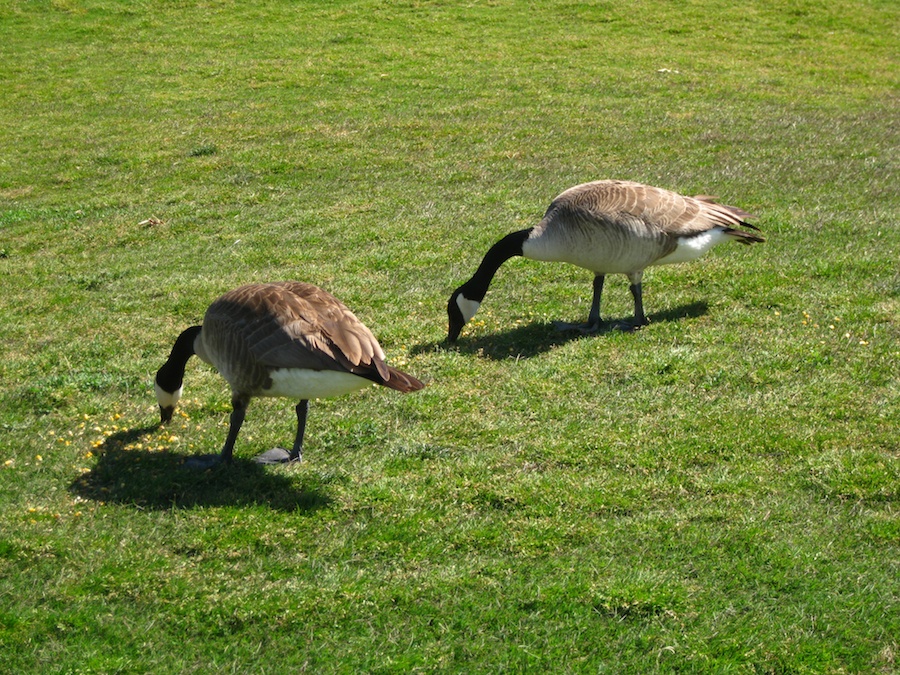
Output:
top-left (35, 455), bottom-right (43, 462)
top-left (3, 459), bottom-right (13, 467)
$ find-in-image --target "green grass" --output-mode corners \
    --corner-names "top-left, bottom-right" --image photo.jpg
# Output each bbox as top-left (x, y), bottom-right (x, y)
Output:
top-left (1, 0), bottom-right (898, 672)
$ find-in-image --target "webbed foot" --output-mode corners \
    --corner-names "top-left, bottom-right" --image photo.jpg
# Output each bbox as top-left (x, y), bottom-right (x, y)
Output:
top-left (184, 453), bottom-right (224, 470)
top-left (254, 448), bottom-right (302, 465)
top-left (552, 319), bottom-right (603, 334)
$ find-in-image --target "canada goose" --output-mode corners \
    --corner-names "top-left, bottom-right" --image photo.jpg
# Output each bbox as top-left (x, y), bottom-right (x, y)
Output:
top-left (155, 281), bottom-right (424, 469)
top-left (447, 179), bottom-right (764, 340)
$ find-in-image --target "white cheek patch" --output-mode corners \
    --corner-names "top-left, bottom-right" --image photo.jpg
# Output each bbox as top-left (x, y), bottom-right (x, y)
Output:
top-left (155, 381), bottom-right (183, 408)
top-left (456, 295), bottom-right (481, 324)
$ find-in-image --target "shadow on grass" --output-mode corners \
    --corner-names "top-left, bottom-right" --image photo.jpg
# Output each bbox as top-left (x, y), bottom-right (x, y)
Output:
top-left (68, 426), bottom-right (333, 512)
top-left (415, 301), bottom-right (709, 360)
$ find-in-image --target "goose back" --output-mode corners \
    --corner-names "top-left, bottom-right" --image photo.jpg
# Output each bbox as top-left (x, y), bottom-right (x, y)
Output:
top-left (196, 282), bottom-right (416, 397)
top-left (523, 180), bottom-right (759, 274)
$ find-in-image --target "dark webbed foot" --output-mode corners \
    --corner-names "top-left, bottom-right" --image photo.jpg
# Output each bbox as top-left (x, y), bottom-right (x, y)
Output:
top-left (612, 318), bottom-right (648, 332)
top-left (253, 448), bottom-right (302, 465)
top-left (184, 453), bottom-right (225, 470)
top-left (552, 319), bottom-right (603, 334)
top-left (553, 317), bottom-right (648, 334)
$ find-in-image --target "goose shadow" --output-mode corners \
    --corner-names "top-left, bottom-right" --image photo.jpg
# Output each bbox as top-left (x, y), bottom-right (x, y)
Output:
top-left (68, 425), bottom-right (333, 512)
top-left (413, 301), bottom-right (708, 360)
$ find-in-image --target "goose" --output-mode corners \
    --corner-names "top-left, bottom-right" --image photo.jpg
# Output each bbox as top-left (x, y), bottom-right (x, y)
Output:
top-left (155, 281), bottom-right (425, 469)
top-left (447, 179), bottom-right (764, 340)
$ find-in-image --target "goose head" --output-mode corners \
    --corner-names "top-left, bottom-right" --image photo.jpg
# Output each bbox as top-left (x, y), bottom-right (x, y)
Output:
top-left (154, 379), bottom-right (182, 424)
top-left (154, 324), bottom-right (200, 425)
top-left (447, 288), bottom-right (481, 342)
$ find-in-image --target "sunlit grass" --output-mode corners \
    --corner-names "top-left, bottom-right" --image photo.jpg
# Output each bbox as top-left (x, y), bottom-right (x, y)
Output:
top-left (1, 0), bottom-right (898, 673)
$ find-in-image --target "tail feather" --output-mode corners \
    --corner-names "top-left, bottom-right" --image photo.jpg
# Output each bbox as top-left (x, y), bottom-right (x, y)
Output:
top-left (383, 366), bottom-right (426, 393)
top-left (694, 195), bottom-right (760, 230)
top-left (725, 227), bottom-right (766, 245)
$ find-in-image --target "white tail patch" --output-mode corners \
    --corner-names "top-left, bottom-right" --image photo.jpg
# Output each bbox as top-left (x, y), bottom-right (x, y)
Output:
top-left (155, 381), bottom-right (182, 408)
top-left (265, 368), bottom-right (371, 399)
top-left (456, 294), bottom-right (481, 324)
top-left (656, 228), bottom-right (730, 266)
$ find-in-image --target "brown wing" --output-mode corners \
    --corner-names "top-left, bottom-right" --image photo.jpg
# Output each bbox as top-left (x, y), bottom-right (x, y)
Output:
top-left (207, 282), bottom-right (423, 392)
top-left (554, 180), bottom-right (759, 237)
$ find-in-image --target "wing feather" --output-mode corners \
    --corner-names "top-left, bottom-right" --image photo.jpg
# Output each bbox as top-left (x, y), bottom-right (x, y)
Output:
top-left (552, 180), bottom-right (759, 237)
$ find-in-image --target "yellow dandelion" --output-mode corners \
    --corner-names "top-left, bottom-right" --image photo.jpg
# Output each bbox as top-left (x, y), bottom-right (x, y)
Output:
top-left (3, 459), bottom-right (13, 467)
top-left (35, 455), bottom-right (43, 462)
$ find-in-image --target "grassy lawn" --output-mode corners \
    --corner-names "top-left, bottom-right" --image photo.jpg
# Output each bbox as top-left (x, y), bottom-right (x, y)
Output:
top-left (1, 0), bottom-right (898, 672)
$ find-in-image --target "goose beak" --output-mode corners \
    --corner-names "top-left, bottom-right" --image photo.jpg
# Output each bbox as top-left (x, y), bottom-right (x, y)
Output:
top-left (447, 320), bottom-right (462, 342)
top-left (447, 293), bottom-right (465, 342)
top-left (159, 404), bottom-right (175, 425)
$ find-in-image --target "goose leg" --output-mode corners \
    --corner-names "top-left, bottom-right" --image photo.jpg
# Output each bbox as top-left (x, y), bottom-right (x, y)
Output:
top-left (554, 274), bottom-right (605, 334)
top-left (254, 399), bottom-right (308, 465)
top-left (627, 271), bottom-right (649, 328)
top-left (185, 394), bottom-right (248, 469)
top-left (289, 399), bottom-right (309, 461)
top-left (586, 274), bottom-right (605, 329)
top-left (629, 282), bottom-right (648, 327)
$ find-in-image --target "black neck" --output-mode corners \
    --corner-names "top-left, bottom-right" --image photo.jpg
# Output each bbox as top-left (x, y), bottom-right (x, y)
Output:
top-left (459, 229), bottom-right (531, 301)
top-left (155, 325), bottom-right (201, 393)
